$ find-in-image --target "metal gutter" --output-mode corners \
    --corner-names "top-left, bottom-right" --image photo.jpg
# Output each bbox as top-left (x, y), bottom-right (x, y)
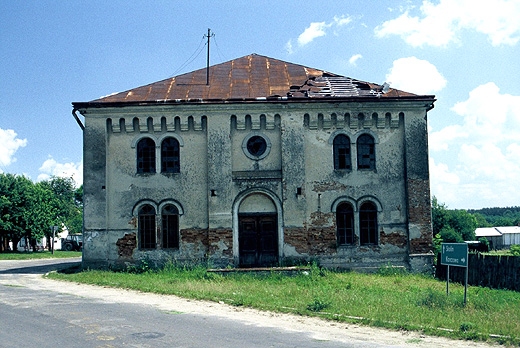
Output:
top-left (72, 108), bottom-right (85, 130)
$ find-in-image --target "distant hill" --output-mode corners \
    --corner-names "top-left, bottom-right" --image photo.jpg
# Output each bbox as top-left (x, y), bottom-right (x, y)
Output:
top-left (467, 206), bottom-right (520, 227)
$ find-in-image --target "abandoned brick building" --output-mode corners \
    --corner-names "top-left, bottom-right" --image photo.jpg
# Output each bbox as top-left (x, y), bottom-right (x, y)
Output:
top-left (72, 54), bottom-right (435, 272)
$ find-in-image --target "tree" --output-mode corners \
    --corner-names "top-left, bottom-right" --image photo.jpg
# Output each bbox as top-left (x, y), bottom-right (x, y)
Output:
top-left (0, 174), bottom-right (83, 252)
top-left (0, 174), bottom-right (34, 250)
top-left (431, 197), bottom-right (477, 243)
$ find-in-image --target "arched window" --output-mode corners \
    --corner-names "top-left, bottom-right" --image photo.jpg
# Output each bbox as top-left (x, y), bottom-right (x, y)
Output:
top-left (336, 202), bottom-right (354, 245)
top-left (360, 202), bottom-right (378, 245)
top-left (357, 134), bottom-right (375, 170)
top-left (137, 138), bottom-right (156, 174)
top-left (161, 205), bottom-right (179, 249)
top-left (333, 134), bottom-right (351, 170)
top-left (138, 204), bottom-right (156, 249)
top-left (161, 137), bottom-right (180, 173)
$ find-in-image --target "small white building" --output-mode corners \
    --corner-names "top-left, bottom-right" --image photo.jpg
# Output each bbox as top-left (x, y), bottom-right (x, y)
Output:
top-left (475, 226), bottom-right (520, 249)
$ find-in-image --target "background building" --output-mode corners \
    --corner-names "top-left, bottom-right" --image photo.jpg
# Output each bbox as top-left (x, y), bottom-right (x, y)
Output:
top-left (73, 54), bottom-right (435, 272)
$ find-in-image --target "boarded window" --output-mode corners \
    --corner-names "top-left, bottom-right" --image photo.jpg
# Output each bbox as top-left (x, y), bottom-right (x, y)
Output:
top-left (138, 204), bottom-right (156, 249)
top-left (161, 137), bottom-right (180, 173)
top-left (337, 202), bottom-right (354, 245)
top-left (360, 202), bottom-right (378, 245)
top-left (333, 134), bottom-right (351, 170)
top-left (137, 138), bottom-right (156, 174)
top-left (357, 134), bottom-right (375, 170)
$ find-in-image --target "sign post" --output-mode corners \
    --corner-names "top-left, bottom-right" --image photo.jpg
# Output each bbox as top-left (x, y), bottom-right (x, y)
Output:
top-left (440, 243), bottom-right (469, 305)
top-left (51, 226), bottom-right (58, 255)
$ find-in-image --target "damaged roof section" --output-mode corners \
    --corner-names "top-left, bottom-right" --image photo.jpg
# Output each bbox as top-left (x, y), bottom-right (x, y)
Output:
top-left (288, 76), bottom-right (417, 98)
top-left (77, 53), bottom-right (430, 107)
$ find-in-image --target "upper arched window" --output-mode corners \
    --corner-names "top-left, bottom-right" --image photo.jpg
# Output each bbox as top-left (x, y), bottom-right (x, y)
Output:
top-left (357, 134), bottom-right (375, 170)
top-left (161, 137), bottom-right (180, 173)
top-left (359, 202), bottom-right (378, 245)
top-left (333, 134), bottom-right (351, 170)
top-left (138, 204), bottom-right (156, 249)
top-left (137, 138), bottom-right (156, 174)
top-left (161, 204), bottom-right (179, 249)
top-left (336, 202), bottom-right (354, 245)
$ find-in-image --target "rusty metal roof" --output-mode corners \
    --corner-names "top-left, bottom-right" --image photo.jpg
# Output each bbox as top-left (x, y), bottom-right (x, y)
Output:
top-left (76, 54), bottom-right (431, 106)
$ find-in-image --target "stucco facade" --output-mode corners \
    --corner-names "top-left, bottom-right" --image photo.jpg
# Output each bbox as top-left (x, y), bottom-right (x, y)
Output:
top-left (73, 54), bottom-right (435, 272)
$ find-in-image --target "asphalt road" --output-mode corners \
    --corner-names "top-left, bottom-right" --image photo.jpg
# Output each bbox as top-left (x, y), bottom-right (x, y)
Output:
top-left (0, 258), bottom-right (495, 348)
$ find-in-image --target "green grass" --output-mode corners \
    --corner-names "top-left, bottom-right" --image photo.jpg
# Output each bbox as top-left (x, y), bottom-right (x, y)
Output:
top-left (47, 263), bottom-right (520, 346)
top-left (0, 251), bottom-right (81, 260)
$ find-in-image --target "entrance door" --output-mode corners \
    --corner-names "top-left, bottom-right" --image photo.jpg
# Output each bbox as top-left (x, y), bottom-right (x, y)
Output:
top-left (239, 214), bottom-right (278, 267)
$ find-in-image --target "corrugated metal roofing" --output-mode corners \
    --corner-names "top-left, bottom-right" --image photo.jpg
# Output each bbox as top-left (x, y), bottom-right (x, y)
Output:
top-left (475, 226), bottom-right (520, 237)
top-left (79, 54), bottom-right (429, 105)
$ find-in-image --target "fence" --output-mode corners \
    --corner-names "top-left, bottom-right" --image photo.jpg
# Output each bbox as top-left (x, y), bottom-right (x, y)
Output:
top-left (435, 253), bottom-right (520, 291)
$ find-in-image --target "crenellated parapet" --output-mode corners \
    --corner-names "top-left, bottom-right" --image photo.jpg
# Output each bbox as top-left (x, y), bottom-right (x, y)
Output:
top-left (304, 112), bottom-right (403, 130)
top-left (107, 115), bottom-right (207, 133)
top-left (231, 114), bottom-right (281, 131)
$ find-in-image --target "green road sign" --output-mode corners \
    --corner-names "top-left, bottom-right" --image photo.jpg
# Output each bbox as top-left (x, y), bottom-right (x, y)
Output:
top-left (441, 243), bottom-right (468, 267)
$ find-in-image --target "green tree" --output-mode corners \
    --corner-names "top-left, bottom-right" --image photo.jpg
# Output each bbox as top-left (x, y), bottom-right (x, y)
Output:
top-left (0, 174), bottom-right (34, 250)
top-left (431, 196), bottom-right (449, 236)
top-left (431, 197), bottom-right (478, 243)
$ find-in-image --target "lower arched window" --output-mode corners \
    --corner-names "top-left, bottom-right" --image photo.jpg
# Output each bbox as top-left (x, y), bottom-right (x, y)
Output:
top-left (161, 205), bottom-right (179, 249)
top-left (360, 202), bottom-right (378, 245)
top-left (336, 202), bottom-right (354, 245)
top-left (138, 204), bottom-right (156, 249)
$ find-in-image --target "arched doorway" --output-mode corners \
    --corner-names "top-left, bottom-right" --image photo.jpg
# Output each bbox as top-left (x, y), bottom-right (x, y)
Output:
top-left (238, 193), bottom-right (278, 267)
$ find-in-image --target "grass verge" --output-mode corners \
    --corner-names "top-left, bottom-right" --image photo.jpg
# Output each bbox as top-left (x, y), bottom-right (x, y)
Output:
top-left (47, 263), bottom-right (519, 346)
top-left (0, 251), bottom-right (81, 260)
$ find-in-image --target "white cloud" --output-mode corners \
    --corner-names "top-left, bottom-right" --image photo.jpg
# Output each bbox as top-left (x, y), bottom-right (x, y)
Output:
top-left (0, 128), bottom-right (27, 169)
top-left (375, 0), bottom-right (520, 47)
top-left (289, 15), bottom-right (353, 51)
top-left (385, 56), bottom-right (447, 94)
top-left (429, 125), bottom-right (467, 151)
top-left (37, 157), bottom-right (83, 187)
top-left (429, 83), bottom-right (520, 208)
top-left (451, 82), bottom-right (520, 143)
top-left (298, 22), bottom-right (328, 46)
top-left (348, 54), bottom-right (363, 66)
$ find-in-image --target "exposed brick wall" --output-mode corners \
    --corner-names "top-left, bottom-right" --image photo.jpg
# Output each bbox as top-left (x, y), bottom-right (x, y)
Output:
top-left (116, 233), bottom-right (136, 258)
top-left (208, 229), bottom-right (233, 257)
top-left (407, 178), bottom-right (433, 254)
top-left (380, 229), bottom-right (407, 247)
top-left (181, 228), bottom-right (209, 247)
top-left (285, 226), bottom-right (336, 255)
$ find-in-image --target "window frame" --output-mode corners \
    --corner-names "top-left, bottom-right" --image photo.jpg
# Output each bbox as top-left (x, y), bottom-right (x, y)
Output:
top-left (359, 201), bottom-right (378, 245)
top-left (356, 134), bottom-right (375, 170)
top-left (161, 204), bottom-right (179, 249)
top-left (333, 134), bottom-right (352, 170)
top-left (161, 137), bottom-right (180, 174)
top-left (138, 204), bottom-right (156, 249)
top-left (336, 202), bottom-right (355, 245)
top-left (136, 137), bottom-right (156, 174)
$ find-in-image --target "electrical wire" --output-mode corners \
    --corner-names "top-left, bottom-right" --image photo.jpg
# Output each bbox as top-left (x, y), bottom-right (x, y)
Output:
top-left (212, 34), bottom-right (226, 64)
top-left (170, 35), bottom-right (206, 77)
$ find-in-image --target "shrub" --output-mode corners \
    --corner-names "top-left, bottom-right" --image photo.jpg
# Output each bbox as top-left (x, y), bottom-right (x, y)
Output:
top-left (510, 244), bottom-right (520, 256)
top-left (306, 298), bottom-right (330, 312)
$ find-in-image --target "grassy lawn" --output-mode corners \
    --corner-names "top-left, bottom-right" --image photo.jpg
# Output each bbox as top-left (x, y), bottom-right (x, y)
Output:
top-left (47, 263), bottom-right (519, 346)
top-left (0, 251), bottom-right (81, 260)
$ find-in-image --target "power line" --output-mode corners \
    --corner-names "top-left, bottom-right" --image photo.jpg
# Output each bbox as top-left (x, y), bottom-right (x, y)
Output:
top-left (170, 35), bottom-right (206, 77)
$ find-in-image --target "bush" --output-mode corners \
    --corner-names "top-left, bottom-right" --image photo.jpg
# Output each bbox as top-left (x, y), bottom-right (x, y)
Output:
top-left (510, 245), bottom-right (520, 256)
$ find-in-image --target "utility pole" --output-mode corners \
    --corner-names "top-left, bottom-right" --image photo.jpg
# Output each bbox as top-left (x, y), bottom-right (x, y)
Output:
top-left (204, 28), bottom-right (214, 85)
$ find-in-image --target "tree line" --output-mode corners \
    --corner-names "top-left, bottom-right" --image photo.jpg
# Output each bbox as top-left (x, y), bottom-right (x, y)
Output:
top-left (0, 173), bottom-right (82, 252)
top-left (432, 196), bottom-right (520, 253)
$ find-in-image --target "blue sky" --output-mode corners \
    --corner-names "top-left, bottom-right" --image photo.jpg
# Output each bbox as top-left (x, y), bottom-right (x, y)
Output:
top-left (1, 0), bottom-right (519, 209)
